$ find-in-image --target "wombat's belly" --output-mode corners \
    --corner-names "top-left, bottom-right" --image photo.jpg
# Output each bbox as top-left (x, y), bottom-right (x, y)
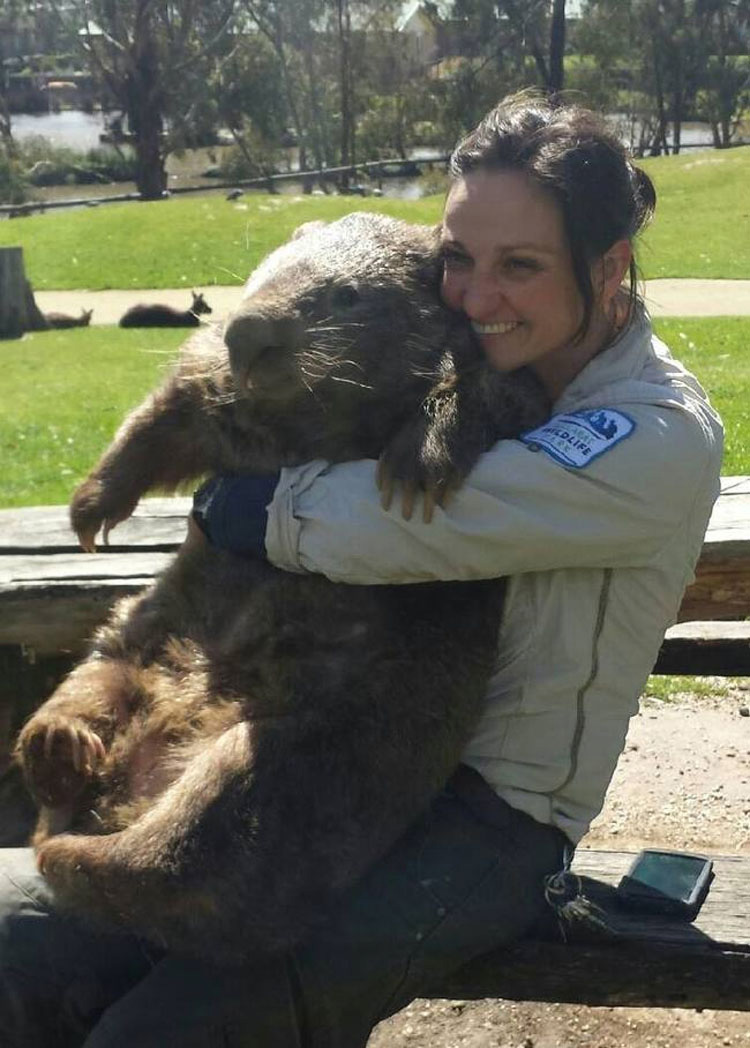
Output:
top-left (85, 546), bottom-right (505, 836)
top-left (191, 550), bottom-right (507, 729)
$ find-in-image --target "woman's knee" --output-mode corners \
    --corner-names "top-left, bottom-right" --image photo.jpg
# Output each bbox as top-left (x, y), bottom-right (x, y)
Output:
top-left (0, 849), bottom-right (54, 965)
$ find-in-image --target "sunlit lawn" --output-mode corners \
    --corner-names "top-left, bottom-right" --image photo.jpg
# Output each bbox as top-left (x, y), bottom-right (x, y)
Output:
top-left (0, 193), bottom-right (444, 291)
top-left (653, 317), bottom-right (750, 476)
top-left (2, 327), bottom-right (184, 507)
top-left (637, 146), bottom-right (750, 279)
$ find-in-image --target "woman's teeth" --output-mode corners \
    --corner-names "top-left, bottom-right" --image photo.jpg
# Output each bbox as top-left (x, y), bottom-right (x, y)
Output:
top-left (472, 321), bottom-right (520, 335)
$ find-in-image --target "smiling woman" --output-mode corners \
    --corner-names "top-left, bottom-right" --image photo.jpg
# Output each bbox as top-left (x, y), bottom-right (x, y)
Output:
top-left (0, 93), bottom-right (725, 1048)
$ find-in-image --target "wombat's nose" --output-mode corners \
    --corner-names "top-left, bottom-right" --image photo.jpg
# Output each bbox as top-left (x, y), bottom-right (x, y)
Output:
top-left (224, 311), bottom-right (300, 387)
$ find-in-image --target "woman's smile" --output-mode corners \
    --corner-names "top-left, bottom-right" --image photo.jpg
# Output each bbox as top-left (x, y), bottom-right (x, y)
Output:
top-left (471, 320), bottom-right (521, 336)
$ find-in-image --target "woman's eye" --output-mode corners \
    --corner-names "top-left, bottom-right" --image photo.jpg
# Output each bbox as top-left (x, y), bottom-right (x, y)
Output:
top-left (505, 257), bottom-right (540, 273)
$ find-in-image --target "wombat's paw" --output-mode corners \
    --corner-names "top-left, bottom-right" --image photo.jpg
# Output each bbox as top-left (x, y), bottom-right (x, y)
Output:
top-left (19, 717), bottom-right (105, 808)
top-left (377, 417), bottom-right (460, 524)
top-left (38, 832), bottom-right (156, 931)
top-left (36, 833), bottom-right (110, 900)
top-left (70, 477), bottom-right (137, 552)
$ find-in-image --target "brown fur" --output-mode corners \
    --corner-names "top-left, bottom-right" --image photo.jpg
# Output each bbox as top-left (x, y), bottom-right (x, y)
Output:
top-left (16, 213), bottom-right (548, 963)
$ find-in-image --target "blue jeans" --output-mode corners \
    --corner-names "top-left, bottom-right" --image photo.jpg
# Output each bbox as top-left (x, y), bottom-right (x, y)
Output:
top-left (0, 766), bottom-right (566, 1047)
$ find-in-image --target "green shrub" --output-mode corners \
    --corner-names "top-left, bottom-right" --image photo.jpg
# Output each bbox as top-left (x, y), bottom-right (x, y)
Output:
top-left (20, 136), bottom-right (137, 187)
top-left (0, 152), bottom-right (30, 204)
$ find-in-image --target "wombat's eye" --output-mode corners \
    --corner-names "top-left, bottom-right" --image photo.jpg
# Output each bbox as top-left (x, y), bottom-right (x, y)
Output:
top-left (330, 284), bottom-right (360, 310)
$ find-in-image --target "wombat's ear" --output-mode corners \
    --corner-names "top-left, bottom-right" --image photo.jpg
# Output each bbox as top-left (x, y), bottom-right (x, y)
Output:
top-left (291, 220), bottom-right (327, 241)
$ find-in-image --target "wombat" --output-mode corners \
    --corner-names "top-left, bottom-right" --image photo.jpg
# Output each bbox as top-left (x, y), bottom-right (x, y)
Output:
top-left (16, 213), bottom-right (548, 963)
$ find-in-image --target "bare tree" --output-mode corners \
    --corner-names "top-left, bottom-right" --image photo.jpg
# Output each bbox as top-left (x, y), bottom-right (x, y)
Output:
top-left (46, 0), bottom-right (237, 199)
top-left (494, 0), bottom-right (567, 95)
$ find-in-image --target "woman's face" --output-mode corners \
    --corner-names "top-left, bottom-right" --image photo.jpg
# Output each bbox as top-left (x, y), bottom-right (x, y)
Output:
top-left (440, 168), bottom-right (622, 397)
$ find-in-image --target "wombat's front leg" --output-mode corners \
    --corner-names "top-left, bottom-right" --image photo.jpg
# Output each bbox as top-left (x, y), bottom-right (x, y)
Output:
top-left (71, 340), bottom-right (231, 550)
top-left (379, 364), bottom-right (549, 521)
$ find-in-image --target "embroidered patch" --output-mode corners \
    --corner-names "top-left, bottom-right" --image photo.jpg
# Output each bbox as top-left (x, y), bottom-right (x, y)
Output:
top-left (520, 409), bottom-right (635, 468)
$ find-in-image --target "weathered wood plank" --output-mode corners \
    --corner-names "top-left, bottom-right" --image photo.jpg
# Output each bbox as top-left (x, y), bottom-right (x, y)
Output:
top-left (0, 498), bottom-right (191, 554)
top-left (1, 480), bottom-right (748, 554)
top-left (0, 551), bottom-right (171, 653)
top-left (433, 850), bottom-right (750, 1010)
top-left (435, 936), bottom-right (750, 1009)
top-left (1, 480), bottom-right (749, 656)
top-left (570, 850), bottom-right (750, 945)
top-left (655, 620), bottom-right (750, 675)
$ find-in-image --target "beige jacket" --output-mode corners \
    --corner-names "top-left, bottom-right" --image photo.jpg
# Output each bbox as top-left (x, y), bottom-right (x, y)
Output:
top-left (266, 310), bottom-right (724, 843)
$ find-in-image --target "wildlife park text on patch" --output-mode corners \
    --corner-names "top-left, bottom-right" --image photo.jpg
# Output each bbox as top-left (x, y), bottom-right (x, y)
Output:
top-left (521, 409), bottom-right (635, 468)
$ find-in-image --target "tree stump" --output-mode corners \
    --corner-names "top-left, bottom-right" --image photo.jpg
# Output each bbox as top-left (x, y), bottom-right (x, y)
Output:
top-left (0, 246), bottom-right (49, 339)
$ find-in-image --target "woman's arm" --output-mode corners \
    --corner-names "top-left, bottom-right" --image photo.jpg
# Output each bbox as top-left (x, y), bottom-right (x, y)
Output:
top-left (263, 398), bottom-right (722, 584)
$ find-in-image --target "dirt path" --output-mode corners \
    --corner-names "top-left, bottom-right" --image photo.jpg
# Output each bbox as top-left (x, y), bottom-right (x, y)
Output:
top-left (369, 684), bottom-right (750, 1047)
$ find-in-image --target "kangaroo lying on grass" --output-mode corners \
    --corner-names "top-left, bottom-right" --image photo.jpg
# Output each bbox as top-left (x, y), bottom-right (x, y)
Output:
top-left (44, 308), bottom-right (93, 329)
top-left (119, 290), bottom-right (212, 328)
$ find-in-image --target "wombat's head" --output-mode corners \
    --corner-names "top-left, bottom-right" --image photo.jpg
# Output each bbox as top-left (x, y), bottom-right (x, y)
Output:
top-left (224, 213), bottom-right (469, 433)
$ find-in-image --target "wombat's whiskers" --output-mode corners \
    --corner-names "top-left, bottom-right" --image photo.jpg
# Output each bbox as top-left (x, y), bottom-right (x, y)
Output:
top-left (404, 334), bottom-right (448, 381)
top-left (300, 336), bottom-right (374, 392)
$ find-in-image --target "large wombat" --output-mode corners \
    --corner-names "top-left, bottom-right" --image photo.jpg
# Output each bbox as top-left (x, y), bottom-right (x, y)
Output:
top-left (16, 213), bottom-right (548, 963)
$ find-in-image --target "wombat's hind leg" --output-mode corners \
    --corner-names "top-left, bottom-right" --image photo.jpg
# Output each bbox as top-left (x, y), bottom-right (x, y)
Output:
top-left (17, 715), bottom-right (105, 809)
top-left (36, 721), bottom-right (255, 956)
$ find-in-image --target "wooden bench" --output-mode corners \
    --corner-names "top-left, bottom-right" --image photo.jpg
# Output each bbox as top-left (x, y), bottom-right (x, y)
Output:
top-left (438, 849), bottom-right (750, 1010)
top-left (0, 477), bottom-right (748, 1009)
top-left (1, 476), bottom-right (749, 667)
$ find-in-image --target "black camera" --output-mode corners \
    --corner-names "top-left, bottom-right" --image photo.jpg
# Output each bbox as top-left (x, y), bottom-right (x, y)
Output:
top-left (616, 849), bottom-right (714, 921)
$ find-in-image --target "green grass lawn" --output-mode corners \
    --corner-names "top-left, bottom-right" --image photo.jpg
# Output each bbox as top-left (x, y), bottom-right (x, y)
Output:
top-left (0, 194), bottom-right (444, 292)
top-left (653, 317), bottom-right (750, 475)
top-left (2, 327), bottom-right (185, 507)
top-left (2, 316), bottom-right (747, 509)
top-left (0, 144), bottom-right (747, 288)
top-left (637, 147), bottom-right (750, 279)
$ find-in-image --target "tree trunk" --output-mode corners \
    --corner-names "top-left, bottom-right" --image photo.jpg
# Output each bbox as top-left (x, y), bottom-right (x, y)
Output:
top-left (0, 247), bottom-right (49, 339)
top-left (548, 0), bottom-right (566, 95)
top-left (134, 116), bottom-right (167, 199)
top-left (128, 15), bottom-right (168, 201)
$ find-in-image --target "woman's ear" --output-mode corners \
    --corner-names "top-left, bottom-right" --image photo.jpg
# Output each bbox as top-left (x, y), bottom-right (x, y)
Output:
top-left (599, 239), bottom-right (633, 308)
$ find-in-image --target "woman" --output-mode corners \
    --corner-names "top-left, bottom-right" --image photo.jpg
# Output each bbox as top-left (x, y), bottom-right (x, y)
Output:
top-left (0, 93), bottom-right (722, 1047)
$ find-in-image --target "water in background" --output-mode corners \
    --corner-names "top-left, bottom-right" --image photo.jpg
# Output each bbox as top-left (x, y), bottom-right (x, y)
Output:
top-left (10, 109), bottom-right (729, 206)
top-left (14, 109), bottom-right (725, 154)
top-left (13, 110), bottom-right (108, 151)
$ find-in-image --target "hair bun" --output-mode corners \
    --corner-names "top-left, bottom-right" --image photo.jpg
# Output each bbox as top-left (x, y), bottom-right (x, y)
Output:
top-left (628, 164), bottom-right (657, 234)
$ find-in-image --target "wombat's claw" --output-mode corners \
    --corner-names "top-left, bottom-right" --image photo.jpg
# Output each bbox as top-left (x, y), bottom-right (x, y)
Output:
top-left (376, 457), bottom-right (394, 512)
top-left (377, 459), bottom-right (440, 523)
top-left (422, 490), bottom-right (436, 524)
top-left (401, 485), bottom-right (415, 522)
top-left (77, 528), bottom-right (98, 553)
top-left (43, 724), bottom-right (104, 775)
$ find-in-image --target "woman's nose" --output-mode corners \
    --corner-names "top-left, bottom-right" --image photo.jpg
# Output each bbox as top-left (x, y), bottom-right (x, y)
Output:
top-left (461, 274), bottom-right (504, 321)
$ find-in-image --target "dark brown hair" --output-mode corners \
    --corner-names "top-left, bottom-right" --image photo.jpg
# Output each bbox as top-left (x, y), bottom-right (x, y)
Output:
top-left (449, 92), bottom-right (656, 336)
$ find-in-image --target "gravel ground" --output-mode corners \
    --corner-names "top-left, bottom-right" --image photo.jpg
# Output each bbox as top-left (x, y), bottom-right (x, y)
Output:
top-left (369, 685), bottom-right (750, 1047)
